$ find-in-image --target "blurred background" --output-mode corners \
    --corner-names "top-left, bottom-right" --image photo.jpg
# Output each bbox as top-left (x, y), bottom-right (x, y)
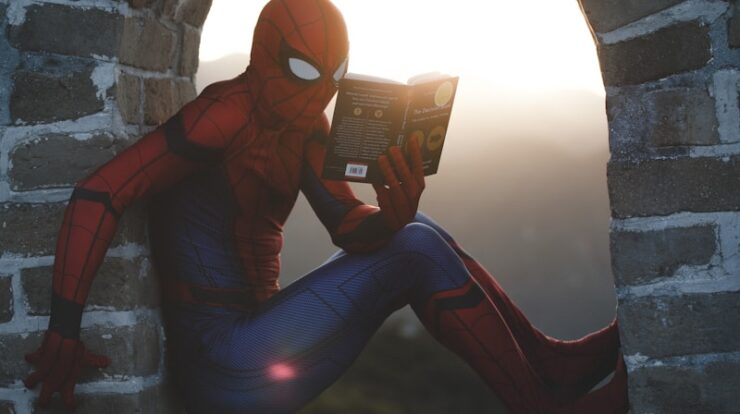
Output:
top-left (197, 1), bottom-right (614, 412)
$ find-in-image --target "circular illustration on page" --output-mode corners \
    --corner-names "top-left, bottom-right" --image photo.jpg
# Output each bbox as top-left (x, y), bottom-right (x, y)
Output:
top-left (426, 126), bottom-right (446, 152)
top-left (353, 107), bottom-right (363, 116)
top-left (374, 109), bottom-right (384, 119)
top-left (434, 81), bottom-right (454, 108)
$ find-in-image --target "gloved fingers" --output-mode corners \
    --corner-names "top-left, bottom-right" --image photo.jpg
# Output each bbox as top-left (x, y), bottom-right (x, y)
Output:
top-left (25, 348), bottom-right (43, 364)
top-left (62, 348), bottom-right (84, 412)
top-left (61, 381), bottom-right (78, 412)
top-left (38, 382), bottom-right (54, 407)
top-left (372, 183), bottom-right (401, 229)
top-left (83, 350), bottom-right (111, 369)
top-left (378, 155), bottom-right (400, 187)
top-left (408, 136), bottom-right (426, 189)
top-left (23, 370), bottom-right (44, 389)
top-left (389, 146), bottom-right (421, 202)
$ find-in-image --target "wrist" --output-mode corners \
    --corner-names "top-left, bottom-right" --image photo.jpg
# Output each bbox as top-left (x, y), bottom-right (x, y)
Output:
top-left (48, 294), bottom-right (83, 340)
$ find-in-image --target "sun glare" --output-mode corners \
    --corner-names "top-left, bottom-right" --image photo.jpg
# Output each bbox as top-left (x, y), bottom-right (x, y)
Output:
top-left (199, 0), bottom-right (604, 95)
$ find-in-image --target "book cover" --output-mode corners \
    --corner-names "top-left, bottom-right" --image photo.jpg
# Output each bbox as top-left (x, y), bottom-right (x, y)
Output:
top-left (322, 74), bottom-right (458, 183)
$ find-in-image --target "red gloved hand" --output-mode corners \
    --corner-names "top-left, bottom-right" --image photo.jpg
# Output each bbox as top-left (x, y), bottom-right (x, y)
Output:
top-left (373, 136), bottom-right (426, 231)
top-left (24, 330), bottom-right (110, 411)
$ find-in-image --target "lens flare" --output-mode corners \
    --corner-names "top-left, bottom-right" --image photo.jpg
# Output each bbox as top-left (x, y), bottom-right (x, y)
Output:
top-left (269, 363), bottom-right (296, 381)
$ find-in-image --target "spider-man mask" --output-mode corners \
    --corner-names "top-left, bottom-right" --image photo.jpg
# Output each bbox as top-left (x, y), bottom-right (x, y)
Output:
top-left (248, 0), bottom-right (349, 130)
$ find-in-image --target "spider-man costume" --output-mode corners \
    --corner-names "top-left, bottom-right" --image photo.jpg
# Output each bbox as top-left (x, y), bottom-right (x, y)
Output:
top-left (24, 0), bottom-right (628, 412)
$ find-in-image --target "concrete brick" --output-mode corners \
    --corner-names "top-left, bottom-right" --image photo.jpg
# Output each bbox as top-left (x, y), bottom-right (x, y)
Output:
top-left (629, 360), bottom-right (740, 414)
top-left (599, 22), bottom-right (711, 86)
top-left (175, 0), bottom-right (213, 28)
top-left (0, 202), bottom-right (148, 257)
top-left (8, 4), bottom-right (122, 58)
top-left (611, 225), bottom-right (717, 286)
top-left (730, 3), bottom-right (740, 49)
top-left (607, 156), bottom-right (740, 218)
top-left (10, 55), bottom-right (103, 124)
top-left (0, 321), bottom-right (160, 387)
top-left (22, 258), bottom-right (159, 315)
top-left (607, 87), bottom-right (719, 156)
top-left (579, 0), bottom-right (684, 33)
top-left (0, 275), bottom-right (13, 323)
top-left (144, 79), bottom-right (194, 125)
top-left (120, 16), bottom-right (176, 72)
top-left (618, 291), bottom-right (740, 358)
top-left (0, 401), bottom-right (15, 414)
top-left (9, 133), bottom-right (129, 191)
top-left (116, 73), bottom-right (141, 124)
top-left (179, 25), bottom-right (201, 77)
top-left (33, 383), bottom-right (180, 414)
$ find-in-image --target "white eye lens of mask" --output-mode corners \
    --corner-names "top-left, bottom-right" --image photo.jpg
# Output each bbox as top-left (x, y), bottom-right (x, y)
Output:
top-left (333, 59), bottom-right (348, 83)
top-left (288, 58), bottom-right (321, 81)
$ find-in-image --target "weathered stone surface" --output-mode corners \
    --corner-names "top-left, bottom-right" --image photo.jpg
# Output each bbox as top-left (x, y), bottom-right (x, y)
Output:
top-left (0, 202), bottom-right (148, 257)
top-left (619, 291), bottom-right (740, 358)
top-left (607, 87), bottom-right (719, 156)
top-left (599, 22), bottom-right (711, 86)
top-left (607, 156), bottom-right (740, 218)
top-left (629, 360), bottom-right (740, 413)
top-left (0, 276), bottom-right (13, 323)
top-left (730, 3), bottom-right (740, 48)
top-left (22, 258), bottom-right (159, 315)
top-left (0, 401), bottom-right (15, 414)
top-left (121, 16), bottom-right (176, 72)
top-left (0, 321), bottom-right (160, 387)
top-left (126, 0), bottom-right (159, 9)
top-left (8, 4), bottom-right (122, 58)
top-left (10, 55), bottom-right (104, 124)
top-left (179, 25), bottom-right (201, 77)
top-left (611, 225), bottom-right (716, 287)
top-left (579, 0), bottom-right (684, 33)
top-left (143, 79), bottom-right (195, 124)
top-left (117, 73), bottom-right (141, 124)
top-left (175, 0), bottom-right (213, 28)
top-left (33, 383), bottom-right (180, 414)
top-left (9, 133), bottom-right (129, 191)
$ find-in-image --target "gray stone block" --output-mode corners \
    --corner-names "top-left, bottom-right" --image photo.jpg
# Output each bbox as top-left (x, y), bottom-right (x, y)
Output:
top-left (618, 291), bottom-right (740, 358)
top-left (9, 133), bottom-right (130, 191)
top-left (730, 3), bottom-right (740, 49)
top-left (179, 25), bottom-right (201, 77)
top-left (10, 55), bottom-right (103, 124)
top-left (629, 360), bottom-right (740, 414)
top-left (116, 73), bottom-right (141, 124)
top-left (0, 321), bottom-right (161, 387)
top-left (579, 0), bottom-right (684, 33)
top-left (0, 401), bottom-right (15, 414)
top-left (175, 0), bottom-right (213, 28)
top-left (610, 225), bottom-right (717, 287)
top-left (0, 202), bottom-right (148, 257)
top-left (607, 156), bottom-right (740, 218)
top-left (0, 275), bottom-right (12, 323)
top-left (32, 383), bottom-right (180, 414)
top-left (22, 258), bottom-right (159, 315)
top-left (8, 4), bottom-right (122, 58)
top-left (599, 22), bottom-right (711, 86)
top-left (120, 16), bottom-right (176, 72)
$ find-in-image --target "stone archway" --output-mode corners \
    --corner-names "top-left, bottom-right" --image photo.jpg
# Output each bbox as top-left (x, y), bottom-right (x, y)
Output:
top-left (0, 1), bottom-right (737, 412)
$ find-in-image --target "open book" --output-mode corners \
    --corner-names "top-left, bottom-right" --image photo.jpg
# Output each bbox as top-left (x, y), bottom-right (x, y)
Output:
top-left (321, 72), bottom-right (459, 183)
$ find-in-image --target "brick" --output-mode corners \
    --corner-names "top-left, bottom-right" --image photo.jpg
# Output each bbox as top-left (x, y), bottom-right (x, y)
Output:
top-left (618, 291), bottom-right (740, 358)
top-left (730, 3), bottom-right (740, 48)
top-left (144, 79), bottom-right (195, 125)
top-left (22, 258), bottom-right (159, 315)
top-left (607, 156), bottom-right (740, 218)
top-left (0, 401), bottom-right (15, 414)
top-left (629, 360), bottom-right (740, 413)
top-left (175, 0), bottom-right (213, 28)
top-left (33, 383), bottom-right (180, 414)
top-left (0, 276), bottom-right (12, 323)
top-left (8, 4), bottom-right (122, 58)
top-left (121, 16), bottom-right (176, 72)
top-left (10, 55), bottom-right (104, 124)
top-left (179, 25), bottom-right (201, 77)
top-left (599, 22), bottom-right (711, 86)
top-left (607, 87), bottom-right (719, 157)
top-left (579, 0), bottom-right (684, 33)
top-left (610, 225), bottom-right (716, 286)
top-left (116, 73), bottom-right (141, 124)
top-left (9, 133), bottom-right (129, 191)
top-left (0, 321), bottom-right (160, 387)
top-left (0, 202), bottom-right (148, 257)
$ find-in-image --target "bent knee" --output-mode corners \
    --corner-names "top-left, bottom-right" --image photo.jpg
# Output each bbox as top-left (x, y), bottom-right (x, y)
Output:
top-left (391, 222), bottom-right (448, 252)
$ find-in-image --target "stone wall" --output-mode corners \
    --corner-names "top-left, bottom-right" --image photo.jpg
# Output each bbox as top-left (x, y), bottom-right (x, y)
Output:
top-left (578, 0), bottom-right (740, 412)
top-left (0, 0), bottom-right (210, 412)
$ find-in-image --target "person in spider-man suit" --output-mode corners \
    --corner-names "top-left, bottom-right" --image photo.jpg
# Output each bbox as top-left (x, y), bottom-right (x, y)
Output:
top-left (23, 0), bottom-right (628, 412)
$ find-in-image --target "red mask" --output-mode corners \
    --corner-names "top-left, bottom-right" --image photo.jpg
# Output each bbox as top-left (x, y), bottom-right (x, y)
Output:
top-left (248, 0), bottom-right (349, 130)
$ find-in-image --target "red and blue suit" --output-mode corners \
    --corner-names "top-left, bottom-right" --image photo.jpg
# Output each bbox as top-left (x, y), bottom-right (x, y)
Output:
top-left (24, 0), bottom-right (627, 412)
